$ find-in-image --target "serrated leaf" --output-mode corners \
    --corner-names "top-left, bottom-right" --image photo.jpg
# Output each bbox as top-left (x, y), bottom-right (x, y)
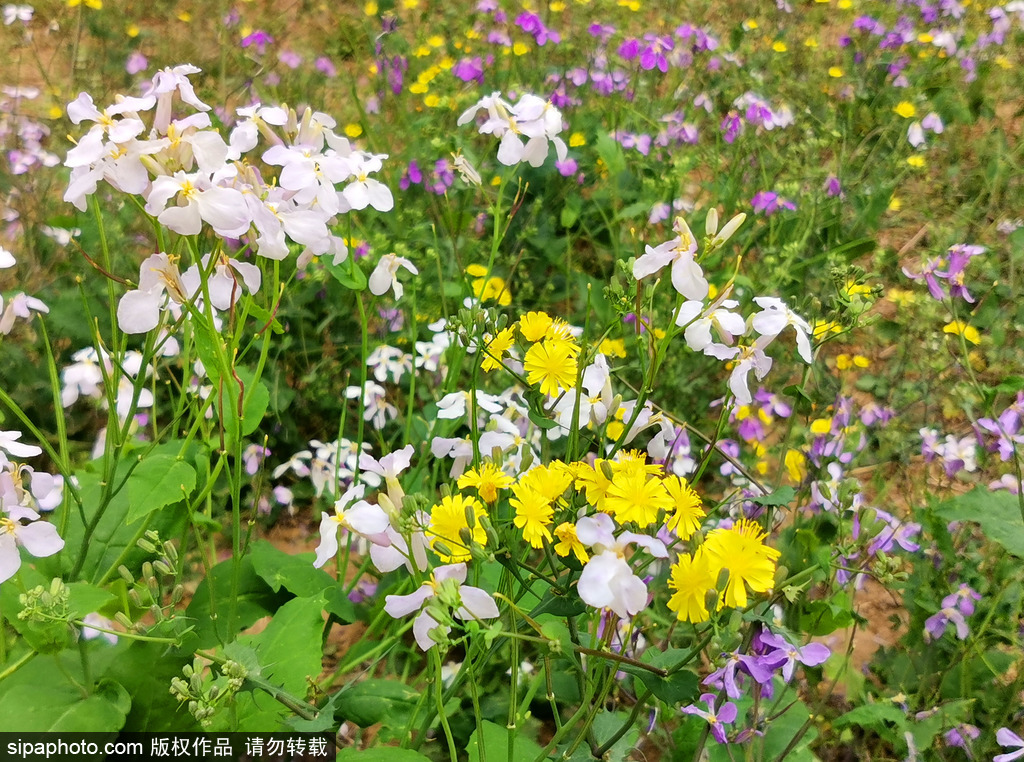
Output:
top-left (238, 594), bottom-right (327, 697)
top-left (934, 487), bottom-right (1024, 557)
top-left (125, 455), bottom-right (196, 523)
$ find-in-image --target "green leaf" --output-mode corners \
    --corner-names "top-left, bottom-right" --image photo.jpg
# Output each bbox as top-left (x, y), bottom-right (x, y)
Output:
top-left (234, 366), bottom-right (271, 440)
top-left (0, 677), bottom-right (129, 732)
top-left (833, 703), bottom-right (907, 731)
top-left (799, 595), bottom-right (854, 636)
top-left (530, 589), bottom-right (587, 618)
top-left (248, 540), bottom-right (356, 622)
top-left (467, 719), bottom-right (544, 762)
top-left (247, 302), bottom-right (284, 334)
top-left (67, 581), bottom-right (118, 617)
top-left (125, 455), bottom-right (196, 524)
top-left (594, 133), bottom-right (626, 176)
top-left (184, 555), bottom-right (289, 650)
top-left (560, 196), bottom-right (582, 228)
top-left (934, 487), bottom-right (1024, 557)
top-left (238, 594), bottom-right (327, 697)
top-left (747, 486), bottom-right (796, 508)
top-left (592, 710), bottom-right (639, 762)
top-left (324, 258), bottom-right (368, 291)
top-left (627, 650), bottom-right (700, 705)
top-left (333, 679), bottom-right (420, 728)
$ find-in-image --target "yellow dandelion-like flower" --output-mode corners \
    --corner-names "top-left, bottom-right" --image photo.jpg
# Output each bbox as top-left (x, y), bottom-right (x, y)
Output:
top-left (575, 460), bottom-right (613, 509)
top-left (603, 471), bottom-right (672, 528)
top-left (569, 132), bottom-right (586, 147)
top-left (458, 462), bottom-right (513, 504)
top-left (664, 475), bottom-right (705, 540)
top-left (427, 494), bottom-right (487, 563)
top-left (518, 462), bottom-right (574, 504)
top-left (427, 34), bottom-right (444, 47)
top-left (703, 519), bottom-right (781, 609)
top-left (466, 263), bottom-right (488, 278)
top-left (610, 450), bottom-right (662, 480)
top-left (772, 41), bottom-right (788, 53)
top-left (473, 275), bottom-right (511, 305)
top-left (519, 311), bottom-right (553, 342)
top-left (943, 320), bottom-right (980, 345)
top-left (907, 155), bottom-right (926, 168)
top-left (424, 94), bottom-right (441, 108)
top-left (667, 547), bottom-right (716, 623)
top-left (511, 486), bottom-right (554, 548)
top-left (809, 417), bottom-right (832, 435)
top-left (344, 123), bottom-right (363, 138)
top-left (828, 66), bottom-right (843, 78)
top-left (894, 101), bottom-right (917, 119)
top-left (481, 327), bottom-right (516, 372)
top-left (513, 41), bottom-right (530, 56)
top-left (524, 340), bottom-right (577, 397)
top-left (554, 522), bottom-right (589, 563)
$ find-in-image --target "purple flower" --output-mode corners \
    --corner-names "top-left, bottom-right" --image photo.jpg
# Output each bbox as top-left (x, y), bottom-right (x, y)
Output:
top-left (452, 56), bottom-right (484, 84)
top-left (720, 112), bottom-right (742, 143)
top-left (617, 38), bottom-right (640, 61)
top-left (943, 584), bottom-right (981, 616)
top-left (125, 51), bottom-right (148, 75)
top-left (315, 56), bottom-right (337, 77)
top-left (703, 651), bottom-right (774, 699)
top-left (682, 693), bottom-right (737, 744)
top-left (400, 160), bottom-right (423, 191)
top-left (751, 191), bottom-right (795, 216)
top-left (942, 724), bottom-right (979, 749)
top-left (241, 30), bottom-right (274, 54)
top-left (824, 175), bottom-right (843, 198)
top-left (555, 158), bottom-right (578, 177)
top-left (995, 728), bottom-right (1024, 762)
top-left (924, 605), bottom-right (969, 641)
top-left (759, 632), bottom-right (831, 681)
top-left (278, 50), bottom-right (302, 69)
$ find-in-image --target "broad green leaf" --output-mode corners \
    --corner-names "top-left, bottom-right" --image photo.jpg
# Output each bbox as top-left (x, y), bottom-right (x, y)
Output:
top-left (184, 555), bottom-right (289, 650)
top-left (238, 594), bottom-right (327, 697)
top-left (125, 454), bottom-right (196, 523)
top-left (67, 581), bottom-right (118, 617)
top-left (0, 677), bottom-right (129, 732)
top-left (467, 719), bottom-right (544, 762)
top-left (592, 710), bottom-right (639, 762)
top-left (333, 679), bottom-right (420, 728)
top-left (934, 487), bottom-right (1024, 557)
top-left (833, 703), bottom-right (907, 731)
top-left (248, 540), bottom-right (356, 622)
top-left (627, 649), bottom-right (700, 705)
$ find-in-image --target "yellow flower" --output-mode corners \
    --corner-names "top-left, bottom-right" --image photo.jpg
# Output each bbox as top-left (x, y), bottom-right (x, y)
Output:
top-left (519, 311), bottom-right (553, 342)
top-left (703, 519), bottom-right (780, 609)
top-left (603, 471), bottom-right (672, 528)
top-left (667, 547), bottom-right (716, 623)
top-left (828, 66), bottom-right (843, 78)
top-left (513, 41), bottom-right (530, 56)
top-left (554, 522), bottom-right (588, 563)
top-left (427, 34), bottom-right (444, 47)
top-left (518, 462), bottom-right (573, 503)
top-left (784, 449), bottom-right (807, 483)
top-left (569, 132), bottom-right (586, 147)
top-left (598, 337), bottom-right (627, 358)
top-left (907, 155), bottom-right (926, 168)
top-left (424, 94), bottom-right (441, 108)
top-left (344, 123), bottom-right (363, 138)
top-left (943, 320), bottom-right (980, 345)
top-left (894, 101), bottom-right (917, 119)
top-left (772, 41), bottom-right (788, 53)
top-left (664, 475), bottom-right (705, 540)
top-left (812, 319), bottom-right (842, 340)
top-left (575, 461), bottom-right (613, 508)
top-left (364, 0), bottom-right (378, 14)
top-left (888, 196), bottom-right (902, 212)
top-left (810, 417), bottom-right (832, 435)
top-left (68, 0), bottom-right (103, 7)
top-left (126, 23), bottom-right (140, 37)
top-left (458, 462), bottom-right (513, 503)
top-left (481, 327), bottom-right (516, 372)
top-left (466, 263), bottom-right (488, 278)
top-left (473, 275), bottom-right (511, 305)
top-left (427, 494), bottom-right (488, 563)
top-left (510, 486), bottom-right (554, 548)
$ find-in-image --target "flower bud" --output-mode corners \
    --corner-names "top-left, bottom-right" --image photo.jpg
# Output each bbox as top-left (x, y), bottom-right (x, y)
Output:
top-left (705, 208), bottom-right (719, 237)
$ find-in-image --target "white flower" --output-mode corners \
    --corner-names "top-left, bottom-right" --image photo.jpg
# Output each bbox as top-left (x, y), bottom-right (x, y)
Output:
top-left (0, 246), bottom-right (16, 268)
top-left (341, 152), bottom-right (394, 212)
top-left (0, 293), bottom-right (48, 334)
top-left (180, 253), bottom-right (261, 312)
top-left (0, 430), bottom-right (41, 460)
top-left (574, 513), bottom-right (667, 619)
top-left (750, 296), bottom-right (813, 363)
top-left (369, 253), bottom-right (418, 300)
top-left (0, 506), bottom-right (65, 584)
top-left (633, 217), bottom-right (708, 300)
top-left (144, 171), bottom-right (250, 238)
top-left (384, 563), bottom-right (499, 650)
top-left (313, 484), bottom-right (390, 569)
top-left (117, 253), bottom-right (191, 334)
top-left (674, 292), bottom-right (745, 355)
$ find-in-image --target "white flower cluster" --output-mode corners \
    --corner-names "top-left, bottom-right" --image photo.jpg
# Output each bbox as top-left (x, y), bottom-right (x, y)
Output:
top-left (633, 213), bottom-right (813, 404)
top-left (0, 431), bottom-right (64, 585)
top-left (65, 64), bottom-right (393, 264)
top-left (458, 91), bottom-right (568, 168)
